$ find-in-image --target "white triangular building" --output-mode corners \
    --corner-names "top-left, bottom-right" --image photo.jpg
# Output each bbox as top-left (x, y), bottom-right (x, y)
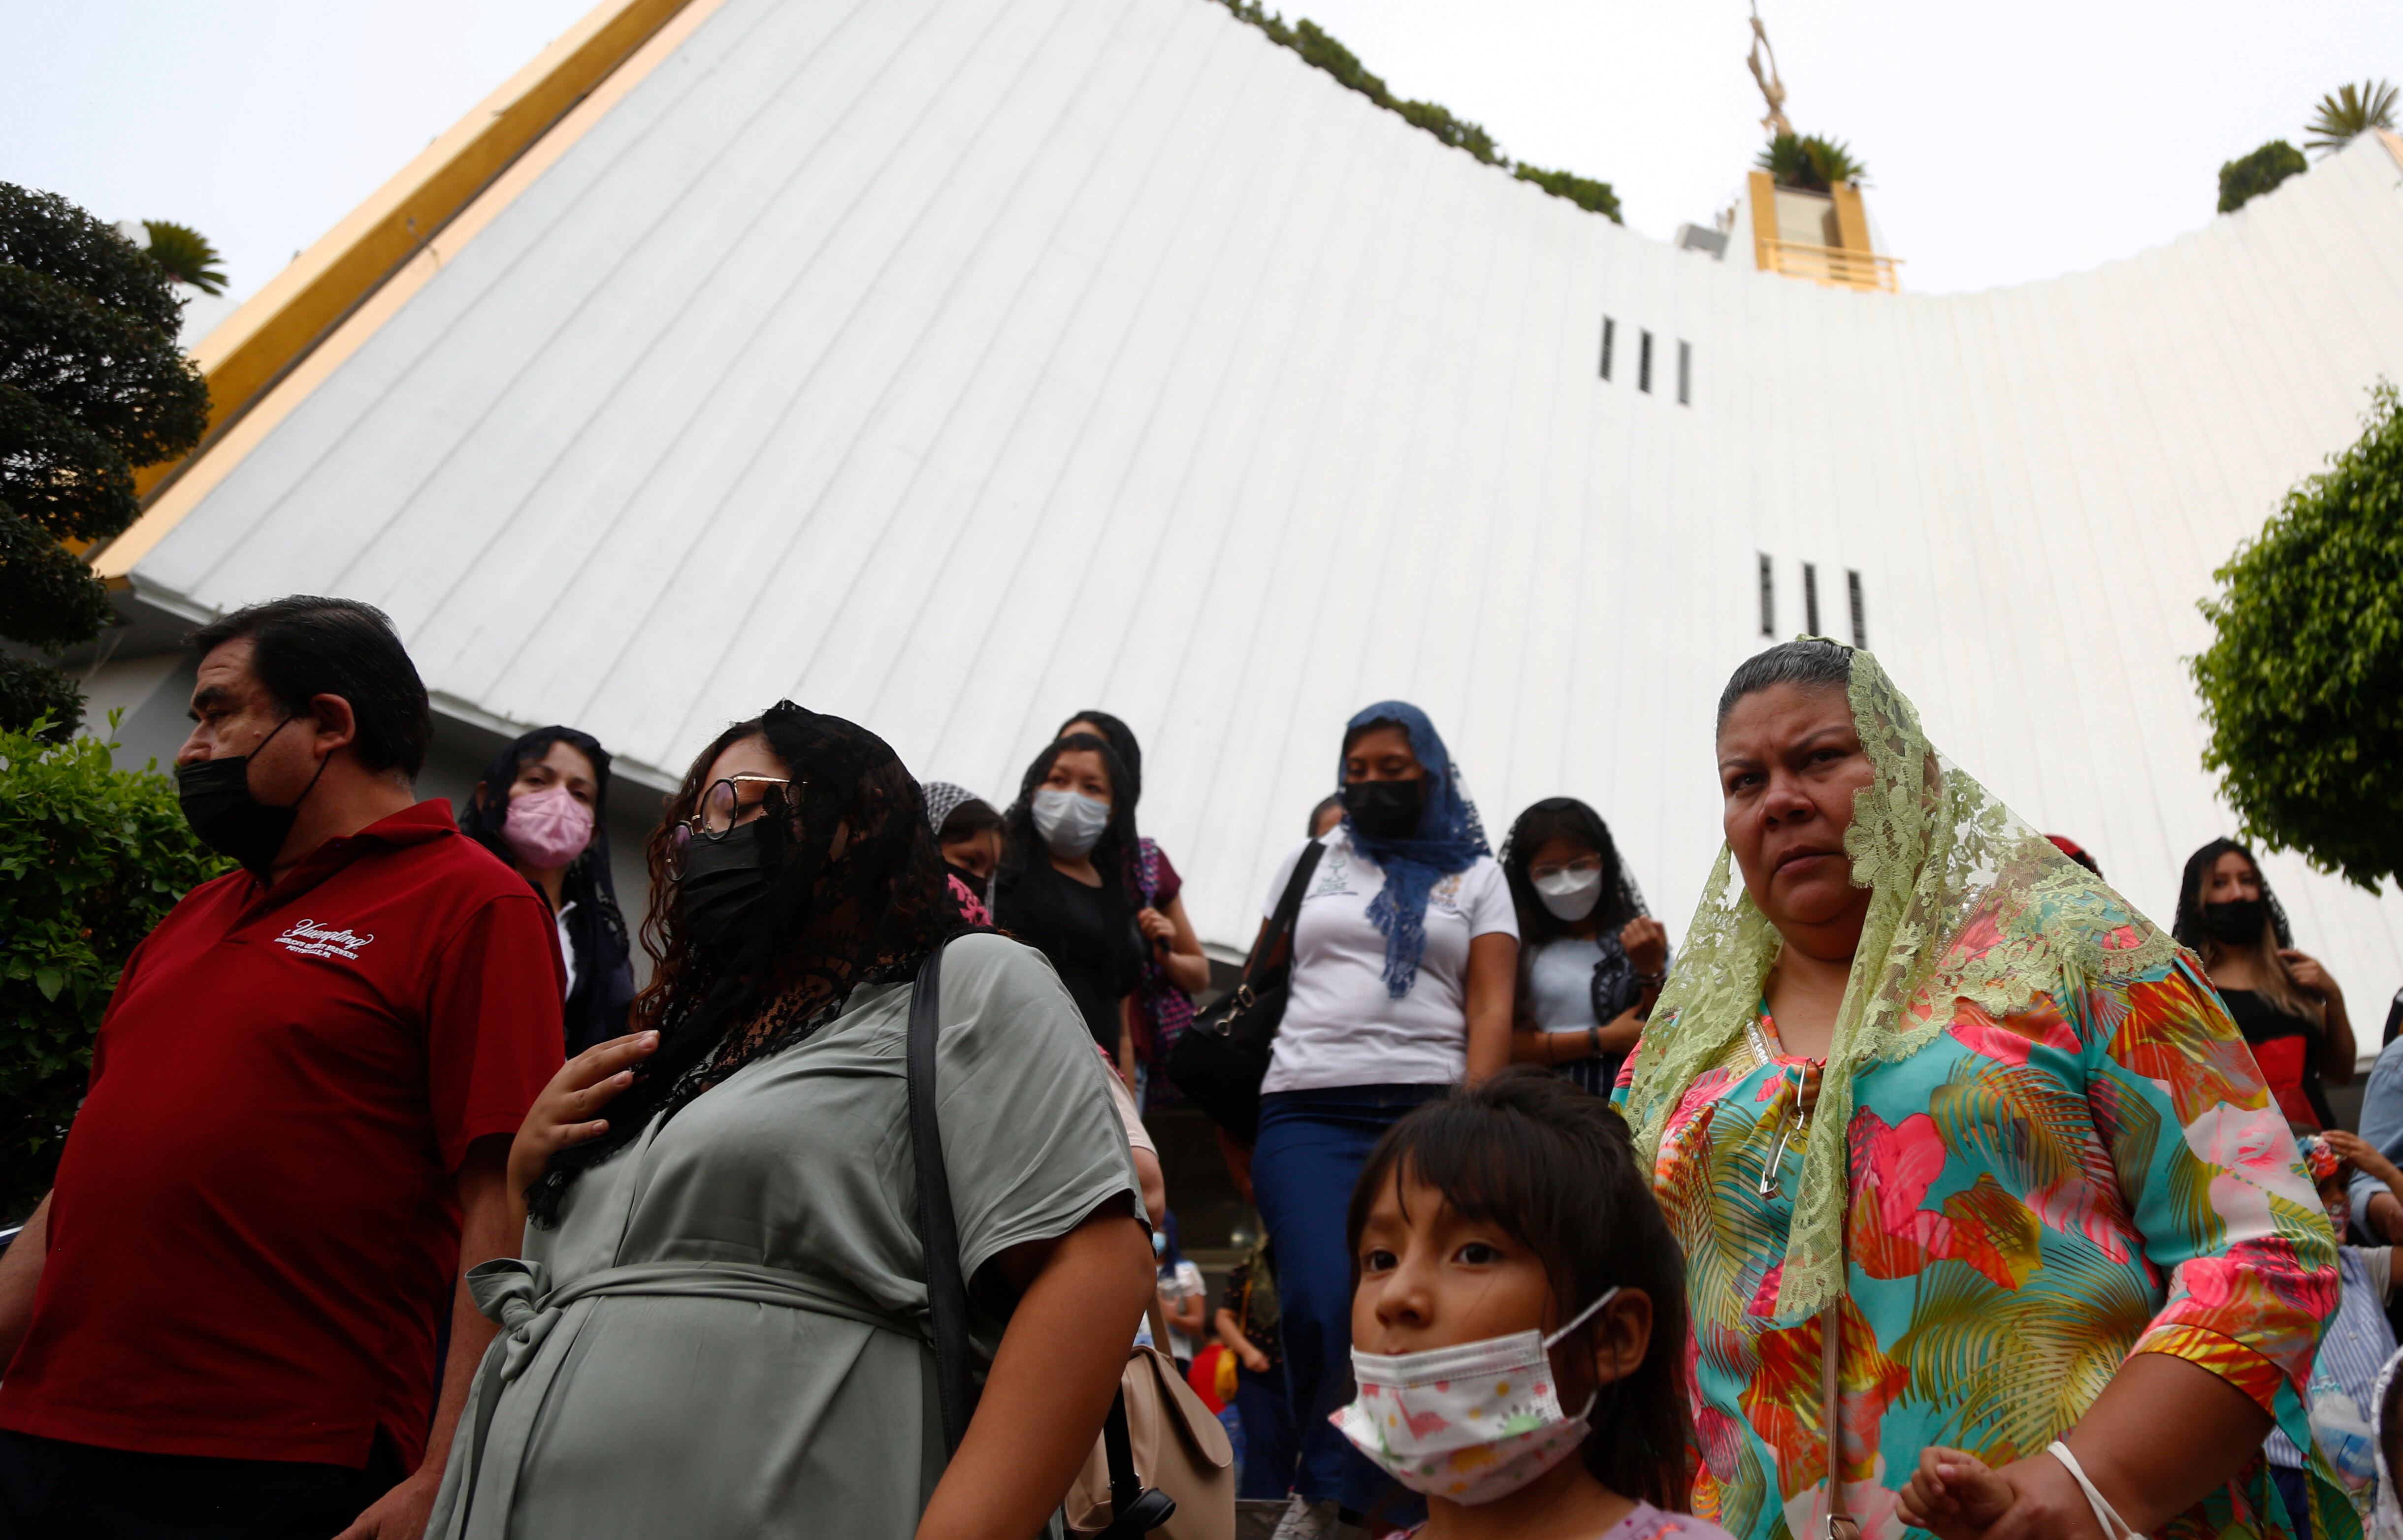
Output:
top-left (82, 0), bottom-right (2403, 1027)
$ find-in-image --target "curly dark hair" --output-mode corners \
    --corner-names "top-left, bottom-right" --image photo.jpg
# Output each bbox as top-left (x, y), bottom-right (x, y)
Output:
top-left (1346, 1068), bottom-right (1691, 1511)
top-left (526, 702), bottom-right (965, 1224)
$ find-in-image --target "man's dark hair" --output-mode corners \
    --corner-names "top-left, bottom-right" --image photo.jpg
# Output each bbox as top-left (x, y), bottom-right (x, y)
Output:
top-left (187, 596), bottom-right (432, 777)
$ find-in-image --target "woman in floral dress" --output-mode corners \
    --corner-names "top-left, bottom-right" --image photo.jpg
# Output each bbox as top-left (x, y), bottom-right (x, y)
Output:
top-left (1618, 640), bottom-right (2346, 1540)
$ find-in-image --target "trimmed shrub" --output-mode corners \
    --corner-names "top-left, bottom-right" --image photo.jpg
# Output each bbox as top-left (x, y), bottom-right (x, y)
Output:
top-left (2218, 140), bottom-right (2308, 214)
top-left (0, 718), bottom-right (228, 1218)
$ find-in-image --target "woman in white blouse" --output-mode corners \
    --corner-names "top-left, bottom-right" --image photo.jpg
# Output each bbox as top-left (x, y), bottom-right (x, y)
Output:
top-left (1243, 701), bottom-right (1516, 1536)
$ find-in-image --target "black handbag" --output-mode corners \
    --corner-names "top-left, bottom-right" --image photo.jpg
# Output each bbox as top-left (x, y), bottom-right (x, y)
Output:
top-left (906, 941), bottom-right (1176, 1538)
top-left (1164, 840), bottom-right (1326, 1145)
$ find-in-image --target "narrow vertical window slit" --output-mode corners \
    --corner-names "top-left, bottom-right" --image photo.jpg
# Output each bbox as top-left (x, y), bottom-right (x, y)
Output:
top-left (1803, 562), bottom-right (1820, 636)
top-left (1638, 331), bottom-right (1654, 393)
top-left (1848, 570), bottom-right (1866, 648)
top-left (1757, 554), bottom-right (1775, 637)
top-left (1677, 341), bottom-right (1692, 405)
top-left (1599, 317), bottom-right (1615, 381)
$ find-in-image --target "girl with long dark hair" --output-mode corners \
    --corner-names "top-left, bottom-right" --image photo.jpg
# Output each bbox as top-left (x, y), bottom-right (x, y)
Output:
top-left (458, 726), bottom-right (636, 1054)
top-left (426, 703), bottom-right (1152, 1540)
top-left (2173, 837), bottom-right (2355, 1130)
top-left (1053, 712), bottom-right (1211, 1106)
top-left (1498, 798), bottom-right (1667, 1095)
top-left (1337, 1068), bottom-right (1716, 1539)
top-left (989, 733), bottom-right (1148, 1080)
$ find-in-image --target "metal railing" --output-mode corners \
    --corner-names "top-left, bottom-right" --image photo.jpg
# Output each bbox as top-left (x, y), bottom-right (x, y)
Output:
top-left (1757, 238), bottom-right (1904, 293)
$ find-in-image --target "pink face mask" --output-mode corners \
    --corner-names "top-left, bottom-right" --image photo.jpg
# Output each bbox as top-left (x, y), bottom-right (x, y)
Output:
top-left (504, 784), bottom-right (594, 870)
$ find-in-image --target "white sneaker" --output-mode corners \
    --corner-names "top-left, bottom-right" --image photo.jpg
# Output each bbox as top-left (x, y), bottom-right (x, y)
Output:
top-left (1269, 1494), bottom-right (1338, 1540)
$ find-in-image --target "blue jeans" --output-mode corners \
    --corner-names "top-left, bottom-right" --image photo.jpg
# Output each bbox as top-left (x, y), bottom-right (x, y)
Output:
top-left (1252, 1084), bottom-right (1444, 1519)
top-left (1232, 1363), bottom-right (1296, 1501)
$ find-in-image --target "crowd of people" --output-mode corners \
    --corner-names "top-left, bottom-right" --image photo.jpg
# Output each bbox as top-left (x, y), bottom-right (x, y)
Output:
top-left (0, 594), bottom-right (2391, 1540)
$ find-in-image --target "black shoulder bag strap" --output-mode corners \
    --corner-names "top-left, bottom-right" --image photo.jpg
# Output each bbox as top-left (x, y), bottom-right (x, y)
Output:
top-left (908, 940), bottom-right (1175, 1535)
top-left (1249, 839), bottom-right (1326, 983)
top-left (907, 940), bottom-right (977, 1456)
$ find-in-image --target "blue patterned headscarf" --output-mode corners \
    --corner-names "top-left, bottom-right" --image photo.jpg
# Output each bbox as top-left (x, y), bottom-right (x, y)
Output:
top-left (1337, 702), bottom-right (1489, 998)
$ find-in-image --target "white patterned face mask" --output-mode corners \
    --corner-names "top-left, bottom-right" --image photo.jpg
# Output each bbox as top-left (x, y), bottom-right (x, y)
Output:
top-left (1332, 1288), bottom-right (1617, 1506)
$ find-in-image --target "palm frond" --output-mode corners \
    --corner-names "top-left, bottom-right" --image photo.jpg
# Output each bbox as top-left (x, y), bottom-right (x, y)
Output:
top-left (140, 220), bottom-right (227, 295)
top-left (2305, 79), bottom-right (2400, 157)
top-left (1756, 131), bottom-right (1822, 192)
top-left (1805, 135), bottom-right (1869, 188)
top-left (1754, 131), bottom-right (1870, 193)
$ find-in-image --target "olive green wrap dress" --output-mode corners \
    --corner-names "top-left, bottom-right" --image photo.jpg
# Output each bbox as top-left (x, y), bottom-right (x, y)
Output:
top-left (425, 933), bottom-right (1143, 1540)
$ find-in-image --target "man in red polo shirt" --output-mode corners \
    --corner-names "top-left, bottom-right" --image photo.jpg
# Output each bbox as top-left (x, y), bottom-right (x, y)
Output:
top-left (0, 597), bottom-right (564, 1540)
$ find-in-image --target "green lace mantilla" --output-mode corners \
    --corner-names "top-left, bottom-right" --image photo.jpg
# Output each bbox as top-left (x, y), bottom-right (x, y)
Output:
top-left (1621, 648), bottom-right (2177, 1325)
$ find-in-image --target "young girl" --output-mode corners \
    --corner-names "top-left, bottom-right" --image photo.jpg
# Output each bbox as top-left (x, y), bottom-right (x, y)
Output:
top-left (1337, 1066), bottom-right (1732, 1540)
top-left (1498, 797), bottom-right (1668, 1095)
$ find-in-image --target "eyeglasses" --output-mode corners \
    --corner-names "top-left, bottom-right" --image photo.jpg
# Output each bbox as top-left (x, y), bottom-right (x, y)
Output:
top-left (669, 775), bottom-right (793, 876)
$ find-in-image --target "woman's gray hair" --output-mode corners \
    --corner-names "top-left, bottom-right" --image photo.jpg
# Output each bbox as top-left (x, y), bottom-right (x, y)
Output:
top-left (1716, 639), bottom-right (1856, 729)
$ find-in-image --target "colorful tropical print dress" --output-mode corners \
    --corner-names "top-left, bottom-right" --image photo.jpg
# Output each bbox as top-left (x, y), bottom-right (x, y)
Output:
top-left (1618, 953), bottom-right (2345, 1540)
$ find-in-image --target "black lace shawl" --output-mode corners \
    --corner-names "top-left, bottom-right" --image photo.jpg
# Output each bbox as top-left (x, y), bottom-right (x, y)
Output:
top-left (526, 702), bottom-right (965, 1225)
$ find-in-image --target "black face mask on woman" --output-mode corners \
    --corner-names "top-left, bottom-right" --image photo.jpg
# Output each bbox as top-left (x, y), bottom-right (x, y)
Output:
top-left (676, 821), bottom-right (780, 941)
top-left (175, 716), bottom-right (330, 878)
top-left (2199, 897), bottom-right (2268, 945)
top-left (1343, 778), bottom-right (1424, 840)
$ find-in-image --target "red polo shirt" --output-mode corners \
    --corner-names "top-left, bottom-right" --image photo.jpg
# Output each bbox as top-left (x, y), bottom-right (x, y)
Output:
top-left (0, 801), bottom-right (564, 1468)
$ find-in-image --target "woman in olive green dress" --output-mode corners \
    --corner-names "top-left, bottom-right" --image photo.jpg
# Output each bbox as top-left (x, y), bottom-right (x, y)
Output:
top-left (427, 703), bottom-right (1154, 1540)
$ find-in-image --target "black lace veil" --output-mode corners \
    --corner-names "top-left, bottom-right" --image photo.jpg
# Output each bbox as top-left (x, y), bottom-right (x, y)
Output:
top-left (526, 702), bottom-right (964, 1224)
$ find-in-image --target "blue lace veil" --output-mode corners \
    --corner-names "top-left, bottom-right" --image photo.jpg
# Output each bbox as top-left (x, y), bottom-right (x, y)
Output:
top-left (1338, 701), bottom-right (1489, 998)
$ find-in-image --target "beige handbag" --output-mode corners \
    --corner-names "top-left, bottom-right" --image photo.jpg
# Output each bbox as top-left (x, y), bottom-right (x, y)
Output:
top-left (1063, 1303), bottom-right (1235, 1540)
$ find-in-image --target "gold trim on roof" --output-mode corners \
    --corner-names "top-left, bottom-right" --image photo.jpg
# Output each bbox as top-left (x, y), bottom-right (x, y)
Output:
top-left (100, 0), bottom-right (709, 580)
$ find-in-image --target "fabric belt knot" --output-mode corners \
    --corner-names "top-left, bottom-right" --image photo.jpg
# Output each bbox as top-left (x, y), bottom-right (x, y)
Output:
top-left (440, 1256), bottom-right (925, 1538)
top-left (468, 1257), bottom-right (562, 1387)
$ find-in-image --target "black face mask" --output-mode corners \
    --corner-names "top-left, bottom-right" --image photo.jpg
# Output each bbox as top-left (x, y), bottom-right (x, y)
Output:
top-left (2199, 897), bottom-right (2268, 945)
top-left (176, 717), bottom-right (328, 878)
top-left (676, 821), bottom-right (781, 942)
top-left (1343, 778), bottom-right (1425, 840)
top-left (944, 863), bottom-right (990, 901)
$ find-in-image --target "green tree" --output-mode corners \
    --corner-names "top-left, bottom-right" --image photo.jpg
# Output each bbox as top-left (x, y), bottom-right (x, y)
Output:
top-left (2217, 139), bottom-right (2308, 214)
top-left (2192, 382), bottom-right (2403, 890)
top-left (140, 220), bottom-right (228, 295)
top-left (1755, 131), bottom-right (1869, 193)
top-left (0, 184), bottom-right (209, 739)
top-left (0, 717), bottom-right (229, 1218)
top-left (2306, 79), bottom-right (2399, 157)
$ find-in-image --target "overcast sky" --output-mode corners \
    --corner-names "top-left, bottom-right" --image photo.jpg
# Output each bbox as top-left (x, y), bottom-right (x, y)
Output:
top-left (5, 0), bottom-right (2400, 307)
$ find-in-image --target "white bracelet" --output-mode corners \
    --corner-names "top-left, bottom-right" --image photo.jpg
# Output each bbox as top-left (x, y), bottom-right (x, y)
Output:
top-left (2047, 1441), bottom-right (2137, 1540)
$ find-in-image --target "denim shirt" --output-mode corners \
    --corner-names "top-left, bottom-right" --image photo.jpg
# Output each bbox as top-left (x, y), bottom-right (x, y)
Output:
top-left (2352, 1036), bottom-right (2403, 1234)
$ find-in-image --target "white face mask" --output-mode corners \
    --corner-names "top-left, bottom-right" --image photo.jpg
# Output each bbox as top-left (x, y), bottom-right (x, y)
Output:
top-left (1031, 787), bottom-right (1110, 859)
top-left (1532, 864), bottom-right (1604, 922)
top-left (1333, 1287), bottom-right (1618, 1506)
